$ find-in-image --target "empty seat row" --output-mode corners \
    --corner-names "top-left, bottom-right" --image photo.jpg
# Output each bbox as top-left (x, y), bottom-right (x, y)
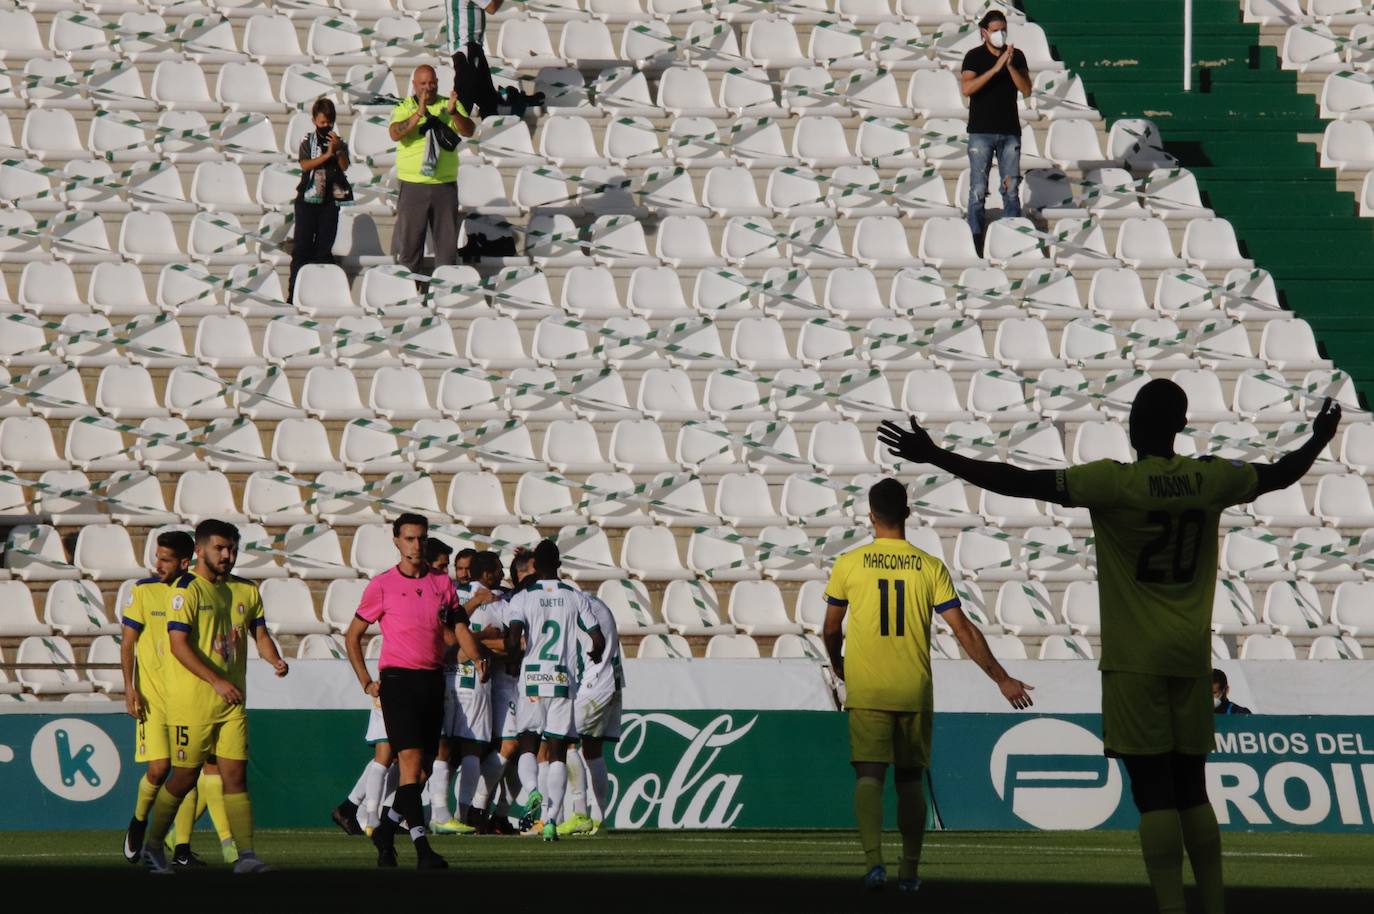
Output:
top-left (448, 162), bottom-right (1195, 223)
top-left (7, 416), bottom-right (1370, 534)
top-left (0, 259), bottom-right (1292, 333)
top-left (0, 7), bottom-right (1059, 70)
top-left (1, 104), bottom-right (1139, 178)
top-left (0, 155), bottom-right (392, 219)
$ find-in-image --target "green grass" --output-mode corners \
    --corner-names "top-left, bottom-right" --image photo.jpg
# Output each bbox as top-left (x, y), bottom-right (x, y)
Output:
top-left (2, 829), bottom-right (1371, 912)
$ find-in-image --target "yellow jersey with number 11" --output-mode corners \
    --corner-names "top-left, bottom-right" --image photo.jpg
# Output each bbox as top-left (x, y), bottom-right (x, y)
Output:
top-left (825, 538), bottom-right (961, 713)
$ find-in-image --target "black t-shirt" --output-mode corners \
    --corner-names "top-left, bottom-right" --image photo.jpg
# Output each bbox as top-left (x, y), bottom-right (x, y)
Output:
top-left (961, 45), bottom-right (1028, 136)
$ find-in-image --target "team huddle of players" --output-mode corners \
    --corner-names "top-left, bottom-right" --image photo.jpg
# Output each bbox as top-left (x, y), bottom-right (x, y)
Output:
top-left (331, 539), bottom-right (625, 846)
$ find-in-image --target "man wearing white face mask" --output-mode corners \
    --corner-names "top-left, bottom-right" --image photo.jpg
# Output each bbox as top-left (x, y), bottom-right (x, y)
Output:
top-left (960, 10), bottom-right (1031, 253)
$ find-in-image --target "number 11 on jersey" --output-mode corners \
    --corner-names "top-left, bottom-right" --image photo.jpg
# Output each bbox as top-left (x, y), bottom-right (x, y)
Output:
top-left (877, 578), bottom-right (906, 636)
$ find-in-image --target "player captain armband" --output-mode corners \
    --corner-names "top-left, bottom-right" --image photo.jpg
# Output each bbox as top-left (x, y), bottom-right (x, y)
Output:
top-left (523, 661), bottom-right (571, 698)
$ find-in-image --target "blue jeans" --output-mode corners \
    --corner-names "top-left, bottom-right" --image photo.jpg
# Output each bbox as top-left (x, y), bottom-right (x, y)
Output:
top-left (967, 132), bottom-right (1022, 241)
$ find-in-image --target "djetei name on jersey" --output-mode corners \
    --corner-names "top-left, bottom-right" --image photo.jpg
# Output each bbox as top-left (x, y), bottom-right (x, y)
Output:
top-left (1147, 472), bottom-right (1206, 499)
top-left (862, 552), bottom-right (925, 571)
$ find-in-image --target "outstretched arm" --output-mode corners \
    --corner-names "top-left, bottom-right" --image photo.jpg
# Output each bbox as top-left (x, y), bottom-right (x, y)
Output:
top-left (1252, 398), bottom-right (1342, 497)
top-left (878, 418), bottom-right (1069, 505)
top-left (944, 608), bottom-right (1034, 710)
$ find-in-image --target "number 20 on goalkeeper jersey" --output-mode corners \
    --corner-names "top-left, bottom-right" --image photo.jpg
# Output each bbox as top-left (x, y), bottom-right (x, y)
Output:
top-left (825, 539), bottom-right (961, 713)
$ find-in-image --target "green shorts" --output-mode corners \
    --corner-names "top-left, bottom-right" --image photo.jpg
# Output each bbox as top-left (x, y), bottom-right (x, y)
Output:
top-left (848, 708), bottom-right (931, 769)
top-left (1100, 671), bottom-right (1213, 757)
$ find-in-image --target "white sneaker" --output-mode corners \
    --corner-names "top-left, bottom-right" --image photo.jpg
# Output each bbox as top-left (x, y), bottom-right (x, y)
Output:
top-left (233, 853), bottom-right (273, 874)
top-left (141, 846), bottom-right (173, 876)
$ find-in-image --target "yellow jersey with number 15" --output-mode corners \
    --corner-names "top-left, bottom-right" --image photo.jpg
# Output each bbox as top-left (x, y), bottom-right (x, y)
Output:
top-left (164, 572), bottom-right (266, 724)
top-left (1064, 455), bottom-right (1258, 678)
top-left (825, 538), bottom-right (961, 713)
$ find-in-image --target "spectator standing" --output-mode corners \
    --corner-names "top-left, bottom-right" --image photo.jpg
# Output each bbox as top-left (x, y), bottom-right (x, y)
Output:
top-left (388, 65), bottom-right (476, 285)
top-left (289, 97), bottom-right (352, 302)
top-left (1212, 669), bottom-right (1252, 715)
top-left (960, 10), bottom-right (1031, 251)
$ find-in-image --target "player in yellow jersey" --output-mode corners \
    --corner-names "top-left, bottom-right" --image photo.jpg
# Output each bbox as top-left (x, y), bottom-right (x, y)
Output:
top-left (121, 530), bottom-right (214, 866)
top-left (823, 479), bottom-right (1034, 894)
top-left (880, 380), bottom-right (1342, 914)
top-left (139, 519), bottom-right (290, 875)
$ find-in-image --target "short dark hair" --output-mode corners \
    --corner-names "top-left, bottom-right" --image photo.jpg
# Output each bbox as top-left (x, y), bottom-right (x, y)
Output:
top-left (1212, 669), bottom-right (1228, 688)
top-left (472, 551), bottom-right (503, 579)
top-left (311, 96), bottom-right (336, 121)
top-left (157, 530), bottom-right (195, 560)
top-left (868, 478), bottom-right (911, 527)
top-left (1130, 378), bottom-right (1189, 435)
top-left (979, 10), bottom-right (1007, 29)
top-left (194, 519), bottom-right (240, 545)
top-left (533, 538), bottom-right (561, 573)
top-left (455, 548), bottom-right (478, 563)
top-left (425, 538), bottom-right (453, 563)
top-left (393, 513), bottom-right (429, 537)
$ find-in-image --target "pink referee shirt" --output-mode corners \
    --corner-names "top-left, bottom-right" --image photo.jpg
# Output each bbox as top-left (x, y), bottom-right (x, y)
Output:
top-left (356, 566), bottom-right (456, 671)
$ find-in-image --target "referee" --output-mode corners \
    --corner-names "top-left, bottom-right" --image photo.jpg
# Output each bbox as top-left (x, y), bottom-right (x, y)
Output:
top-left (344, 513), bottom-right (485, 869)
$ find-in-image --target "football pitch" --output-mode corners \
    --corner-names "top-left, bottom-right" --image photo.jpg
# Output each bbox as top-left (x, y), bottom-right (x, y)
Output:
top-left (1, 829), bottom-right (1371, 913)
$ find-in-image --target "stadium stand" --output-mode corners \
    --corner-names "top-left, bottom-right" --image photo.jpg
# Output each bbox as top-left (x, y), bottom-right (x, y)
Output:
top-left (1, 0), bottom-right (1372, 696)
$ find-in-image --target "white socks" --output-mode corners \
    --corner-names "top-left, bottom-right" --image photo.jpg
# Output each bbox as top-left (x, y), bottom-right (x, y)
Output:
top-left (472, 750), bottom-right (506, 812)
top-left (546, 761), bottom-right (568, 825)
top-left (567, 748), bottom-right (589, 818)
top-left (586, 754), bottom-right (610, 823)
top-left (516, 752), bottom-right (538, 806)
top-left (347, 764), bottom-right (370, 806)
top-left (457, 755), bottom-right (481, 819)
top-left (538, 760), bottom-right (550, 819)
top-left (381, 761), bottom-right (400, 812)
top-left (362, 760), bottom-right (388, 828)
top-left (429, 760), bottom-right (452, 825)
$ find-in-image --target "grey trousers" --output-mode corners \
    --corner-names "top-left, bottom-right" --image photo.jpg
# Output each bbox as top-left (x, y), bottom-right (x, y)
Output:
top-left (393, 180), bottom-right (459, 276)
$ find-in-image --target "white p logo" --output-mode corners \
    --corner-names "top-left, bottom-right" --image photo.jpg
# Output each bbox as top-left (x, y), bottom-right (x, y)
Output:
top-left (989, 718), bottom-right (1124, 830)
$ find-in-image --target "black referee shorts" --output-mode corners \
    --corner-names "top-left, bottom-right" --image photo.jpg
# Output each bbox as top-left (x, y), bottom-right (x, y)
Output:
top-left (379, 667), bottom-right (444, 757)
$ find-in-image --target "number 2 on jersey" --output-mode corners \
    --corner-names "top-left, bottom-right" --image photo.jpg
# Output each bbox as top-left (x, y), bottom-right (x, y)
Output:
top-left (877, 578), bottom-right (906, 636)
top-left (537, 619), bottom-right (562, 661)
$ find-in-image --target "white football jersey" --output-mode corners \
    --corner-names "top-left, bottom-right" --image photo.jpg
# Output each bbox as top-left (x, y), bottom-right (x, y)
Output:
top-left (507, 579), bottom-right (600, 699)
top-left (577, 594), bottom-right (624, 704)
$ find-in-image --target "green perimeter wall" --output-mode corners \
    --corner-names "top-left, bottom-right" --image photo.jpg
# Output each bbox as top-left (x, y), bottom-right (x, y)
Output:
top-left (3, 711), bottom-right (1373, 833)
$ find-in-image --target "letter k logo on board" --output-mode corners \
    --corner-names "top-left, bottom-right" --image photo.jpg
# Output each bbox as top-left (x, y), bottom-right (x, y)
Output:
top-left (30, 719), bottom-right (120, 802)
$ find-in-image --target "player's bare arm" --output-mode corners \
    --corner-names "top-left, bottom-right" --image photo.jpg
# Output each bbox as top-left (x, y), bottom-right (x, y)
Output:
top-left (452, 619), bottom-right (485, 671)
top-left (504, 620), bottom-right (527, 660)
top-left (944, 608), bottom-right (1034, 710)
top-left (343, 615), bottom-right (380, 698)
top-left (1251, 397), bottom-right (1342, 497)
top-left (254, 624), bottom-right (289, 678)
top-left (878, 418), bottom-right (1070, 505)
top-left (587, 628), bottom-right (607, 665)
top-left (822, 603), bottom-right (846, 680)
top-left (168, 628), bottom-right (242, 705)
top-left (120, 625), bottom-right (143, 720)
